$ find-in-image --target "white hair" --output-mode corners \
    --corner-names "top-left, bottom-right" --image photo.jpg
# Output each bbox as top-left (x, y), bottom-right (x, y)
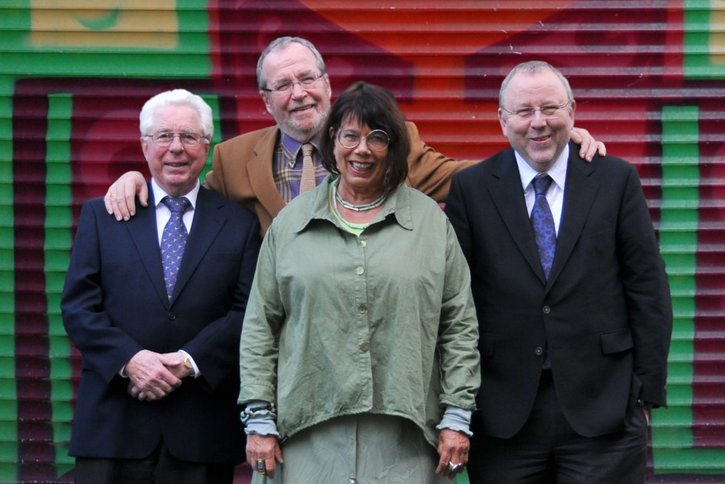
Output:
top-left (139, 89), bottom-right (213, 138)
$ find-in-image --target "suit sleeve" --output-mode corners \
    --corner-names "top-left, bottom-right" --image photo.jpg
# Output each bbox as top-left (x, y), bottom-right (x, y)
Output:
top-left (443, 173), bottom-right (475, 267)
top-left (617, 165), bottom-right (673, 407)
top-left (181, 215), bottom-right (262, 390)
top-left (405, 122), bottom-right (478, 202)
top-left (61, 202), bottom-right (144, 382)
top-left (204, 143), bottom-right (227, 196)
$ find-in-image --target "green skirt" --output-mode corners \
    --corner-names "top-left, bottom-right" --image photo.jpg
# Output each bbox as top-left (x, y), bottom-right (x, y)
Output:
top-left (252, 413), bottom-right (450, 484)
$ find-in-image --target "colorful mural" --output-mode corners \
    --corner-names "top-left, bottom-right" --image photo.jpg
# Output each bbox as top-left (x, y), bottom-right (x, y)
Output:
top-left (1, 1), bottom-right (724, 482)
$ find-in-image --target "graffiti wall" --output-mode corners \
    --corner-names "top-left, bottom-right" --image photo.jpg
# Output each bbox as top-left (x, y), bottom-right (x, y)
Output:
top-left (1, 0), bottom-right (724, 482)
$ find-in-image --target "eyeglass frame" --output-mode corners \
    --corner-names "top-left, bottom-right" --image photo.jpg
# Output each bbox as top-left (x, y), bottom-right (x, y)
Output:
top-left (144, 131), bottom-right (210, 148)
top-left (499, 101), bottom-right (572, 119)
top-left (260, 72), bottom-right (326, 94)
top-left (336, 128), bottom-right (390, 152)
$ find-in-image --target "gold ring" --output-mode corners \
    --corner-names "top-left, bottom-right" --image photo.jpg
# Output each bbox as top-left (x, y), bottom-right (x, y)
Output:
top-left (110, 192), bottom-right (116, 200)
top-left (256, 459), bottom-right (266, 475)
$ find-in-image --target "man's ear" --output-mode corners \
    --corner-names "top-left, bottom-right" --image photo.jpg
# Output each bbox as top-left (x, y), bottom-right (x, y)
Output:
top-left (260, 91), bottom-right (273, 116)
top-left (497, 108), bottom-right (508, 137)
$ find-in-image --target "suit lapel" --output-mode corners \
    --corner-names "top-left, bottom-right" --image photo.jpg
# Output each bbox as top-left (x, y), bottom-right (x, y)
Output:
top-left (248, 127), bottom-right (287, 219)
top-left (126, 189), bottom-right (169, 306)
top-left (548, 145), bottom-right (599, 285)
top-left (489, 150), bottom-right (547, 282)
top-left (171, 187), bottom-right (226, 305)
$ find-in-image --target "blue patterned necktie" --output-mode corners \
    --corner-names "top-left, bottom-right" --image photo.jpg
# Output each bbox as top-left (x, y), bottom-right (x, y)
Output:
top-left (531, 175), bottom-right (556, 279)
top-left (160, 196), bottom-right (191, 298)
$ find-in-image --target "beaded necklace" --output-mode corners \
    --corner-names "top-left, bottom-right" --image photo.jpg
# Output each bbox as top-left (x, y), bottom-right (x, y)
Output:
top-left (334, 183), bottom-right (387, 212)
top-left (329, 181), bottom-right (368, 236)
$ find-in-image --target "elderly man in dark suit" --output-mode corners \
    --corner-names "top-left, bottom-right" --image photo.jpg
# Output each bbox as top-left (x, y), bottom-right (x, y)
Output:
top-left (61, 89), bottom-right (260, 484)
top-left (445, 61), bottom-right (672, 483)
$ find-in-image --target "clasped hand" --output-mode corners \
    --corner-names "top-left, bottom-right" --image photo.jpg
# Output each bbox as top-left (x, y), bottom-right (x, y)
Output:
top-left (125, 349), bottom-right (191, 401)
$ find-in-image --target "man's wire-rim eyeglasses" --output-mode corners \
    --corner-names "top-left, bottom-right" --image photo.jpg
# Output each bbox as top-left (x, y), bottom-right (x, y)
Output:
top-left (337, 129), bottom-right (390, 152)
top-left (145, 131), bottom-right (209, 148)
top-left (500, 101), bottom-right (571, 119)
top-left (261, 72), bottom-right (325, 94)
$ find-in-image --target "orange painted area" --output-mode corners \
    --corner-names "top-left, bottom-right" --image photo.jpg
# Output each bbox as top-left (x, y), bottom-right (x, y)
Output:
top-left (301, 1), bottom-right (577, 153)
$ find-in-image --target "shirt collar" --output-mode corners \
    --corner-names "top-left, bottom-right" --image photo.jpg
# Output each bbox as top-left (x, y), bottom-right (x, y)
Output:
top-left (514, 143), bottom-right (569, 192)
top-left (151, 178), bottom-right (200, 209)
top-left (281, 131), bottom-right (323, 169)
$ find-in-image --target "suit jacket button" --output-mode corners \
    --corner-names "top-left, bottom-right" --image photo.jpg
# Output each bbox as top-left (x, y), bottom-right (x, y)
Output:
top-left (168, 313), bottom-right (176, 320)
top-left (535, 346), bottom-right (544, 356)
top-left (542, 306), bottom-right (551, 314)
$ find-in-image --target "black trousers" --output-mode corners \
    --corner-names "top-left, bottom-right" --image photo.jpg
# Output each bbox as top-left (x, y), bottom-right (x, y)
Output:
top-left (74, 441), bottom-right (234, 484)
top-left (467, 370), bottom-right (647, 484)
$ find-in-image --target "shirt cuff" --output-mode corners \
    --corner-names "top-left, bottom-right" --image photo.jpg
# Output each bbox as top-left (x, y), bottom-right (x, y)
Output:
top-left (436, 406), bottom-right (473, 437)
top-left (241, 401), bottom-right (280, 437)
top-left (179, 349), bottom-right (200, 378)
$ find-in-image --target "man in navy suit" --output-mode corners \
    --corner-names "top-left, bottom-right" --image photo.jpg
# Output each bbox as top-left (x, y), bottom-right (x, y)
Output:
top-left (445, 61), bottom-right (672, 483)
top-left (61, 89), bottom-right (261, 484)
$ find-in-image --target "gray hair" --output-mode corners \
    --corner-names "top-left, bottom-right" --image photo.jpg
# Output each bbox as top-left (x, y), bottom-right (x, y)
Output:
top-left (256, 36), bottom-right (327, 90)
top-left (499, 60), bottom-right (574, 108)
top-left (139, 89), bottom-right (213, 138)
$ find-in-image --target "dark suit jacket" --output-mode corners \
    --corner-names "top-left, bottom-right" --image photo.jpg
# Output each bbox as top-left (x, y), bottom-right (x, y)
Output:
top-left (206, 122), bottom-right (477, 235)
top-left (445, 142), bottom-right (672, 439)
top-left (61, 185), bottom-right (260, 463)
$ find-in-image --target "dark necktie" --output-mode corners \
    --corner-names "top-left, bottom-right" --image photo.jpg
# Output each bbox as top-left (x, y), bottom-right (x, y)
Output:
top-left (160, 196), bottom-right (191, 298)
top-left (531, 175), bottom-right (556, 279)
top-left (299, 143), bottom-right (316, 193)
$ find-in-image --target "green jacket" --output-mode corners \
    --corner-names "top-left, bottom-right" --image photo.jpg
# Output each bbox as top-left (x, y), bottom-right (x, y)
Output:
top-left (239, 176), bottom-right (480, 447)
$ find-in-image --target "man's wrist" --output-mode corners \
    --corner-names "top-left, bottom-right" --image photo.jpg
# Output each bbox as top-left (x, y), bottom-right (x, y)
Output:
top-left (178, 350), bottom-right (199, 378)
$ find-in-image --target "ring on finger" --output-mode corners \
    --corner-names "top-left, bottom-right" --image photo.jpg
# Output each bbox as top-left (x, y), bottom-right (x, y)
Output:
top-left (256, 459), bottom-right (266, 475)
top-left (448, 461), bottom-right (462, 473)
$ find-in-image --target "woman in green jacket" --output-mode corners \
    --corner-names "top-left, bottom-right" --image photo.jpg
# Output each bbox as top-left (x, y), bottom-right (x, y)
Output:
top-left (239, 82), bottom-right (481, 484)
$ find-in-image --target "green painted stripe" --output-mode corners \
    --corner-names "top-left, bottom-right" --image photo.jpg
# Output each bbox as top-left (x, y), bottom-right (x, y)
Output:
top-left (0, 74), bottom-right (16, 483)
top-left (0, 4), bottom-right (211, 79)
top-left (683, 0), bottom-right (725, 79)
top-left (45, 93), bottom-right (74, 476)
top-left (654, 104), bottom-right (699, 462)
top-left (200, 93), bottom-right (221, 183)
top-left (654, 105), bottom-right (725, 473)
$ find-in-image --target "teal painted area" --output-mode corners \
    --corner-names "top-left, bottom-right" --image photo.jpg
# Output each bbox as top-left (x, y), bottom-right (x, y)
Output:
top-left (45, 93), bottom-right (74, 476)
